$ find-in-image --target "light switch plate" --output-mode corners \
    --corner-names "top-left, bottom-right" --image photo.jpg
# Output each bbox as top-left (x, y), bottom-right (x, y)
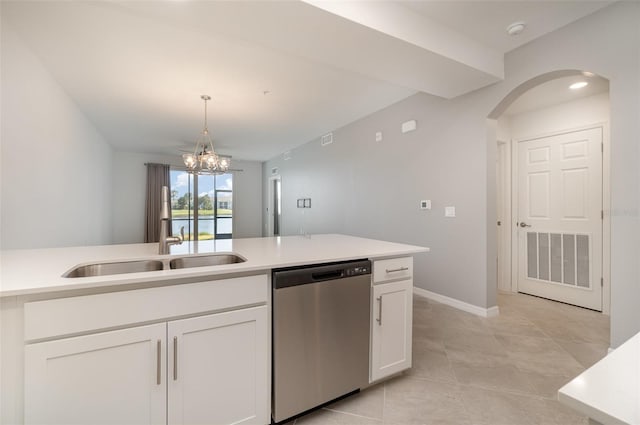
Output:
top-left (420, 200), bottom-right (431, 210)
top-left (375, 131), bottom-right (383, 142)
top-left (445, 206), bottom-right (456, 217)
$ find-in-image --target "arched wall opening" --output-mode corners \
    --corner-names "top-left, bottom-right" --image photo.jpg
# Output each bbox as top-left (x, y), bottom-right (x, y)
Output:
top-left (486, 69), bottom-right (611, 320)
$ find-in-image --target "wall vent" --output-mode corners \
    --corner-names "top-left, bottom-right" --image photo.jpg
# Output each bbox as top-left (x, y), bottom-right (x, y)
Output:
top-left (321, 132), bottom-right (333, 146)
top-left (283, 151), bottom-right (292, 161)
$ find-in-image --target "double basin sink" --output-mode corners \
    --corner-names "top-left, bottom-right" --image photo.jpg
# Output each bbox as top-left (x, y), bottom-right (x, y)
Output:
top-left (63, 254), bottom-right (246, 278)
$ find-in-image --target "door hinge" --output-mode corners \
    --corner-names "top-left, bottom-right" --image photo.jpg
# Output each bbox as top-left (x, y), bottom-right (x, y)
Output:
top-left (601, 277), bottom-right (604, 287)
top-left (601, 210), bottom-right (604, 220)
top-left (601, 143), bottom-right (604, 153)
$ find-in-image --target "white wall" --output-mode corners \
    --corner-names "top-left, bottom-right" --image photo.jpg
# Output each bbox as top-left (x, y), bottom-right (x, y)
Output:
top-left (263, 2), bottom-right (640, 347)
top-left (497, 3), bottom-right (639, 348)
top-left (0, 24), bottom-right (113, 249)
top-left (506, 92), bottom-right (610, 140)
top-left (112, 152), bottom-right (263, 244)
top-left (264, 92), bottom-right (490, 311)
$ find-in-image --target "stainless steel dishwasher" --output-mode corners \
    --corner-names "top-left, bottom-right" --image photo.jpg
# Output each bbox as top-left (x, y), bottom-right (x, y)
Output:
top-left (272, 259), bottom-right (371, 424)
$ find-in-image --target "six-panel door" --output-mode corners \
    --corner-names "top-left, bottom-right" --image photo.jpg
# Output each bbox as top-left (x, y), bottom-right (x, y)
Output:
top-left (517, 127), bottom-right (603, 310)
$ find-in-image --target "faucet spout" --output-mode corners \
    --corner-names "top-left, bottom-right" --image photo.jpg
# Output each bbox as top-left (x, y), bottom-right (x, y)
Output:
top-left (159, 185), bottom-right (183, 254)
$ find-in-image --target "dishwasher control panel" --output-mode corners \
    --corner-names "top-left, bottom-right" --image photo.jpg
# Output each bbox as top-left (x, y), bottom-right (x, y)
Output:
top-left (345, 265), bottom-right (370, 276)
top-left (273, 259), bottom-right (371, 288)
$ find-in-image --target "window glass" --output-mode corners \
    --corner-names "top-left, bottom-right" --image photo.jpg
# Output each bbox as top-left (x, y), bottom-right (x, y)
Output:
top-left (169, 169), bottom-right (232, 241)
top-left (170, 170), bottom-right (194, 241)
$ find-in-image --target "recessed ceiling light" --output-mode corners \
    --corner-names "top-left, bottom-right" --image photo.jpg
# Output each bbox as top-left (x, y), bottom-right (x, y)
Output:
top-left (569, 81), bottom-right (589, 90)
top-left (506, 22), bottom-right (526, 36)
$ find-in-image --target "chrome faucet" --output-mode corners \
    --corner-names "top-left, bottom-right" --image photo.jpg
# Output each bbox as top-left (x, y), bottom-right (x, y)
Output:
top-left (159, 185), bottom-right (183, 255)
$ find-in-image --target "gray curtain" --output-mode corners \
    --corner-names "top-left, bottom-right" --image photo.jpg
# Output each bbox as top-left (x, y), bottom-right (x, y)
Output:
top-left (144, 163), bottom-right (170, 243)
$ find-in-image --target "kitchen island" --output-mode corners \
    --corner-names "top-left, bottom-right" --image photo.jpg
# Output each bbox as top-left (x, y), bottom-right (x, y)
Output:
top-left (558, 331), bottom-right (640, 425)
top-left (0, 234), bottom-right (428, 425)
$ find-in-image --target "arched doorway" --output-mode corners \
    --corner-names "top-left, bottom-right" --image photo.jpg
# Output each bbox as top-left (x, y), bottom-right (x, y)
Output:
top-left (489, 70), bottom-right (610, 313)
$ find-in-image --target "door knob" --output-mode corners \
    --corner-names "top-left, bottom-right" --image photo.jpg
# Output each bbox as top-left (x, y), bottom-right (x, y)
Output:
top-left (519, 222), bottom-right (532, 228)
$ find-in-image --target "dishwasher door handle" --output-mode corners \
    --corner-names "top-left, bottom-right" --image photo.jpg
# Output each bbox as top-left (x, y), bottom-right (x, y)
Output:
top-left (311, 270), bottom-right (343, 281)
top-left (376, 296), bottom-right (383, 326)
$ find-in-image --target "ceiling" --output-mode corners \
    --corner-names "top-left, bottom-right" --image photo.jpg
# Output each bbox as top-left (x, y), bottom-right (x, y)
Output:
top-left (1, 1), bottom-right (613, 161)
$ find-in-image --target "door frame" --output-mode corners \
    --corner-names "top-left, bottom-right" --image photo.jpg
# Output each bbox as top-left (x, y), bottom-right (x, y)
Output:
top-left (496, 140), bottom-right (512, 292)
top-left (504, 123), bottom-right (610, 314)
top-left (267, 175), bottom-right (281, 237)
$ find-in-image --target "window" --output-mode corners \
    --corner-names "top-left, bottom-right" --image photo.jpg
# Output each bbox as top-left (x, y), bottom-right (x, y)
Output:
top-left (170, 170), bottom-right (233, 240)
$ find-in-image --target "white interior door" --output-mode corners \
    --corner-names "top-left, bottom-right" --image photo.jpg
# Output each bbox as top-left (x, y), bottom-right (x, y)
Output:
top-left (517, 127), bottom-right (602, 310)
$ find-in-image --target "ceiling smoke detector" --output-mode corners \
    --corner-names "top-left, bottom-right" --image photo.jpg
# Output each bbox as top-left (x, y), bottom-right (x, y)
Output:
top-left (506, 22), bottom-right (526, 36)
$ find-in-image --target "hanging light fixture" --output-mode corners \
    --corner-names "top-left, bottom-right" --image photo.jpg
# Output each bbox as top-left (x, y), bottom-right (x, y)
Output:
top-left (182, 95), bottom-right (230, 175)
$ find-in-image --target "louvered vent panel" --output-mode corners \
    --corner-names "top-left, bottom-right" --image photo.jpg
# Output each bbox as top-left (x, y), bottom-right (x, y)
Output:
top-left (526, 232), bottom-right (590, 289)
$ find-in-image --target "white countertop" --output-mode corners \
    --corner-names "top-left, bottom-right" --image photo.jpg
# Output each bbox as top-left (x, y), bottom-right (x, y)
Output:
top-left (0, 234), bottom-right (428, 297)
top-left (558, 331), bottom-right (640, 424)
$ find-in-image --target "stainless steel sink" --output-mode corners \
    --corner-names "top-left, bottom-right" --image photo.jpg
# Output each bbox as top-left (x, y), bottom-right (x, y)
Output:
top-left (169, 254), bottom-right (246, 269)
top-left (63, 260), bottom-right (165, 278)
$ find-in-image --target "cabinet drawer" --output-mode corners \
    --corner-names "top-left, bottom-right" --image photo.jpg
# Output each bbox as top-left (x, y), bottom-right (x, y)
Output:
top-left (373, 257), bottom-right (412, 283)
top-left (24, 274), bottom-right (268, 342)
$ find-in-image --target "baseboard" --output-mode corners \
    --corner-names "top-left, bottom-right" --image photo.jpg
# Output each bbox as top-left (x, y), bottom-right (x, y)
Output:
top-left (413, 287), bottom-right (500, 318)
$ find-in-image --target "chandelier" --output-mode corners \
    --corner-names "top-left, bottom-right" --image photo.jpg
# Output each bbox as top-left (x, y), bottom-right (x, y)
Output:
top-left (182, 95), bottom-right (230, 175)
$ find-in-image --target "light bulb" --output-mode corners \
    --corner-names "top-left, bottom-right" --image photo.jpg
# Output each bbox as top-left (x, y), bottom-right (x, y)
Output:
top-left (182, 154), bottom-right (196, 168)
top-left (206, 154), bottom-right (217, 169)
top-left (569, 81), bottom-right (588, 90)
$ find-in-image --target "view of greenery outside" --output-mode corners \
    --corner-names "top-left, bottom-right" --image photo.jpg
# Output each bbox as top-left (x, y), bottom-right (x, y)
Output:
top-left (169, 170), bottom-right (233, 241)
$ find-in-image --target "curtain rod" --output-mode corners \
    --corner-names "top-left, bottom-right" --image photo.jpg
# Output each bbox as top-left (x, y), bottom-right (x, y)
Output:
top-left (144, 162), bottom-right (243, 172)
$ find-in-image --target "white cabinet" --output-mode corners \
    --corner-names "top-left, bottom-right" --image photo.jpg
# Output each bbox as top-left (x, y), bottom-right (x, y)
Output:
top-left (370, 257), bottom-right (413, 383)
top-left (23, 275), bottom-right (270, 425)
top-left (25, 323), bottom-right (167, 425)
top-left (168, 307), bottom-right (268, 425)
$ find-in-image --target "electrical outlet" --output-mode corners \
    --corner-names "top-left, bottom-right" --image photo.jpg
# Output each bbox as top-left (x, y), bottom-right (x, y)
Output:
top-left (420, 200), bottom-right (431, 210)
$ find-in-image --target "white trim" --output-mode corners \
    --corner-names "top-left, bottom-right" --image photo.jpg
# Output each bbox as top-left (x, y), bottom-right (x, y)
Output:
top-left (602, 121), bottom-right (611, 315)
top-left (267, 175), bottom-right (281, 237)
top-left (496, 140), bottom-right (512, 292)
top-left (510, 136), bottom-right (519, 293)
top-left (413, 287), bottom-right (500, 318)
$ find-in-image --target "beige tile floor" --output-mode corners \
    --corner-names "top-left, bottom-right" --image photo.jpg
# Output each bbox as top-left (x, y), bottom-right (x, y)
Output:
top-left (289, 292), bottom-right (610, 425)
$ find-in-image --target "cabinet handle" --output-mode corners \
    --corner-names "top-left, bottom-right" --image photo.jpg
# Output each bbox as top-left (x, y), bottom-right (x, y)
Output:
top-left (376, 296), bottom-right (383, 326)
top-left (386, 267), bottom-right (409, 273)
top-left (156, 340), bottom-right (161, 385)
top-left (173, 336), bottom-right (178, 381)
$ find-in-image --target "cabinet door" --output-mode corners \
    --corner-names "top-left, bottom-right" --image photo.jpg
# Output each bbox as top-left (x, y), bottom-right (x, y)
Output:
top-left (25, 323), bottom-right (166, 425)
top-left (167, 306), bottom-right (269, 425)
top-left (370, 279), bottom-right (413, 382)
